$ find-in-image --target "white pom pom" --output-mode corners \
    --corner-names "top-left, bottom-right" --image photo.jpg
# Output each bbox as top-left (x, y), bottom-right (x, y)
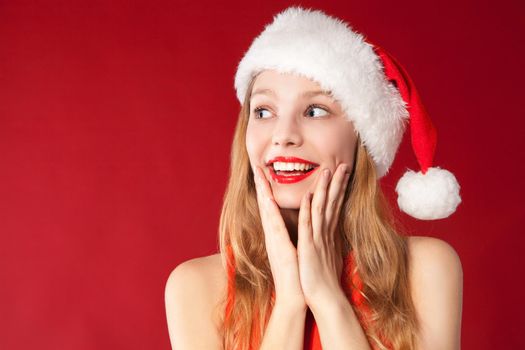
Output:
top-left (395, 167), bottom-right (461, 220)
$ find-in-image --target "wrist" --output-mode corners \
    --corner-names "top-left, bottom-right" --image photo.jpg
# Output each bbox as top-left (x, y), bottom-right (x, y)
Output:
top-left (273, 296), bottom-right (308, 314)
top-left (309, 290), bottom-right (351, 317)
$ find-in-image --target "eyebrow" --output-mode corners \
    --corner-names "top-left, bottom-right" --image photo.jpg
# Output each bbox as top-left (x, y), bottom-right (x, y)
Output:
top-left (250, 88), bottom-right (333, 99)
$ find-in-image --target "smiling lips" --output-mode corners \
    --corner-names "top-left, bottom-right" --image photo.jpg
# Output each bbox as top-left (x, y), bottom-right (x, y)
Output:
top-left (266, 156), bottom-right (320, 184)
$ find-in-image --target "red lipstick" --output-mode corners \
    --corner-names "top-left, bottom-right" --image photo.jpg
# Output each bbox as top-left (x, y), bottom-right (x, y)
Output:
top-left (266, 156), bottom-right (320, 184)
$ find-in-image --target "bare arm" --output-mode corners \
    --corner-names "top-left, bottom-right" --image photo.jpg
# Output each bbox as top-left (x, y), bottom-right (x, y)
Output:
top-left (259, 300), bottom-right (308, 350)
top-left (164, 258), bottom-right (223, 350)
top-left (409, 236), bottom-right (463, 350)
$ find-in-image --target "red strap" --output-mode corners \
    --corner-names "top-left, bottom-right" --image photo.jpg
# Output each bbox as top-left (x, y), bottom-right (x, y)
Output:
top-left (224, 244), bottom-right (236, 323)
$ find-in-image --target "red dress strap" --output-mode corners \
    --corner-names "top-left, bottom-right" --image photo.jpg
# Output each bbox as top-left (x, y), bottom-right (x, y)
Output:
top-left (224, 243), bottom-right (236, 323)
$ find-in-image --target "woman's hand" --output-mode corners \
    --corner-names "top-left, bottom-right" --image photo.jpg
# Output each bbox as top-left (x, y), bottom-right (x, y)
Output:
top-left (253, 166), bottom-right (307, 310)
top-left (297, 163), bottom-right (351, 310)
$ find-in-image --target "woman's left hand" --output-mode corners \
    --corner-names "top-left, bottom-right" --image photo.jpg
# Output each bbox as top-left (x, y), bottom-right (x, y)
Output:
top-left (297, 163), bottom-right (351, 310)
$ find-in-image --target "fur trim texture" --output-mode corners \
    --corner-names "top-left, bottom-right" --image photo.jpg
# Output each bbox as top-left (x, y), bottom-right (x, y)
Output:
top-left (234, 6), bottom-right (408, 178)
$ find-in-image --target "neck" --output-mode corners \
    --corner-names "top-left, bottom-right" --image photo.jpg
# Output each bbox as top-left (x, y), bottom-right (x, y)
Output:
top-left (280, 208), bottom-right (300, 247)
top-left (279, 208), bottom-right (347, 256)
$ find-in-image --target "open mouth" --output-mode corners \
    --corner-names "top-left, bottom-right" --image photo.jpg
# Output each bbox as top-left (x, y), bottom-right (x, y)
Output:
top-left (265, 157), bottom-right (320, 183)
top-left (269, 162), bottom-right (320, 176)
top-left (268, 164), bottom-right (319, 184)
top-left (272, 166), bottom-right (318, 176)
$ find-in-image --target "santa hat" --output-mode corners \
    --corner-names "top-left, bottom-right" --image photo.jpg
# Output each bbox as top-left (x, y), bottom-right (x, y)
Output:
top-left (234, 6), bottom-right (461, 220)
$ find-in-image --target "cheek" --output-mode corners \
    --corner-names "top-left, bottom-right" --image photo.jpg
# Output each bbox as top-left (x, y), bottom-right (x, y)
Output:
top-left (319, 129), bottom-right (357, 165)
top-left (245, 126), bottom-right (264, 164)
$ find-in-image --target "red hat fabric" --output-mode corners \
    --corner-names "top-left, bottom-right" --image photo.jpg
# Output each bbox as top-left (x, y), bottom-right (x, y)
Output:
top-left (368, 41), bottom-right (461, 219)
top-left (371, 43), bottom-right (437, 174)
top-left (234, 6), bottom-right (461, 220)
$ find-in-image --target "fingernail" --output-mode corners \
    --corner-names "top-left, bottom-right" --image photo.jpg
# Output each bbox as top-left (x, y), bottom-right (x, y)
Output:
top-left (323, 168), bottom-right (330, 178)
top-left (342, 164), bottom-right (349, 174)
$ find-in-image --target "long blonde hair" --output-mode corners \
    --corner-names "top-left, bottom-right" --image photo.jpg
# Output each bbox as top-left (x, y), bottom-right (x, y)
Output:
top-left (217, 76), bottom-right (420, 349)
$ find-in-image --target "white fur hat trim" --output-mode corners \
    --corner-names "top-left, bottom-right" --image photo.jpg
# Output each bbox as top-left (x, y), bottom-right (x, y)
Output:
top-left (395, 167), bottom-right (461, 220)
top-left (234, 6), bottom-right (408, 178)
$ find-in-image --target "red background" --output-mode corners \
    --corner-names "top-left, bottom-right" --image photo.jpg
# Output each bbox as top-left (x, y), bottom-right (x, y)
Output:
top-left (1, 1), bottom-right (523, 349)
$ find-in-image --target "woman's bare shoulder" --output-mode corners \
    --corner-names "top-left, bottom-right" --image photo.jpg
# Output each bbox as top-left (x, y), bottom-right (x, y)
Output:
top-left (166, 252), bottom-right (227, 308)
top-left (164, 252), bottom-right (227, 349)
top-left (406, 235), bottom-right (462, 283)
top-left (176, 252), bottom-right (225, 280)
top-left (406, 235), bottom-right (461, 266)
top-left (193, 252), bottom-right (227, 296)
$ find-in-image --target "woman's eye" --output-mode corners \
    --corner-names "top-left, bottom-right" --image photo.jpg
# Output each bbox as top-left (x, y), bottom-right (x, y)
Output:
top-left (252, 105), bottom-right (328, 119)
top-left (307, 105), bottom-right (329, 118)
top-left (253, 107), bottom-right (272, 119)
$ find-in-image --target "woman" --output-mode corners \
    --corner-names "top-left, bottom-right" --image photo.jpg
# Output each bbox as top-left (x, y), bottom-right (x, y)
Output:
top-left (165, 6), bottom-right (463, 350)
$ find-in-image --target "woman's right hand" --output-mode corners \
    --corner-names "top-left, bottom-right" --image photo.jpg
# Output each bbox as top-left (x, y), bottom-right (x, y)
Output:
top-left (253, 166), bottom-right (307, 311)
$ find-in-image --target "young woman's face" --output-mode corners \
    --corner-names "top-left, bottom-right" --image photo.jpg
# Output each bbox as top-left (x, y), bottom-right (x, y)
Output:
top-left (246, 69), bottom-right (358, 209)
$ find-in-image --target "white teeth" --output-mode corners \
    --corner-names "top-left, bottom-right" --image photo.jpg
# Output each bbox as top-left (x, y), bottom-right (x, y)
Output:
top-left (273, 162), bottom-right (315, 171)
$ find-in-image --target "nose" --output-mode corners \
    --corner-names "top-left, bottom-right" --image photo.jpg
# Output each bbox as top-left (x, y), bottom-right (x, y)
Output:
top-left (271, 114), bottom-right (303, 146)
